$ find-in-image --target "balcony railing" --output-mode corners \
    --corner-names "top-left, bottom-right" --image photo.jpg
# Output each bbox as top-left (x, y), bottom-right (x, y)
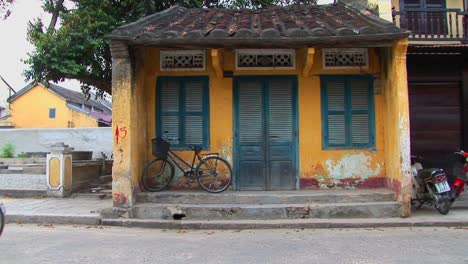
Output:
top-left (392, 8), bottom-right (468, 41)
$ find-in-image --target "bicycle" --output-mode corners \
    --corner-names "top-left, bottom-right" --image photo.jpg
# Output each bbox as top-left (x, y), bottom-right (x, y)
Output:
top-left (141, 136), bottom-right (232, 193)
top-left (0, 202), bottom-right (5, 236)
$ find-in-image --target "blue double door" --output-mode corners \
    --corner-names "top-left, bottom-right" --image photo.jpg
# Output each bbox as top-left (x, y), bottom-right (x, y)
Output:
top-left (234, 76), bottom-right (298, 191)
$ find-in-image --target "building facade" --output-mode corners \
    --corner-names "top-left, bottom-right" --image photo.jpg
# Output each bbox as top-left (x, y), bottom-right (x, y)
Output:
top-left (108, 3), bottom-right (412, 213)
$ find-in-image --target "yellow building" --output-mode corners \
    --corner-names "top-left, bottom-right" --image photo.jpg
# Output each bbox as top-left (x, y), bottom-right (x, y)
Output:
top-left (107, 3), bottom-right (413, 214)
top-left (2, 83), bottom-right (111, 128)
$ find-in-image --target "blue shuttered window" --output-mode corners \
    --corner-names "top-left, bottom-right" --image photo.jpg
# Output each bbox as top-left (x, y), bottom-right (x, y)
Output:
top-left (321, 75), bottom-right (375, 149)
top-left (49, 108), bottom-right (56, 119)
top-left (157, 76), bottom-right (209, 149)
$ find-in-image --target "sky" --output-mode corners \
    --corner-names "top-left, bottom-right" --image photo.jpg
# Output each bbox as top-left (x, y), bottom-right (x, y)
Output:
top-left (0, 0), bottom-right (80, 92)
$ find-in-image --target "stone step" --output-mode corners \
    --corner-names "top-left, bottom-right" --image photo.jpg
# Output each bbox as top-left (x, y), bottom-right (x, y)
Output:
top-left (133, 201), bottom-right (401, 220)
top-left (137, 189), bottom-right (396, 204)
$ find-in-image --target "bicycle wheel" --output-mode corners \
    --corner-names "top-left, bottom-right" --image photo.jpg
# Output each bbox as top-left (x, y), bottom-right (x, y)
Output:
top-left (141, 158), bottom-right (174, 192)
top-left (196, 156), bottom-right (232, 193)
top-left (0, 206), bottom-right (4, 236)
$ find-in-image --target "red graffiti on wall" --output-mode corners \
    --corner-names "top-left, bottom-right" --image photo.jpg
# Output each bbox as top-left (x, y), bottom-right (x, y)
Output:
top-left (115, 126), bottom-right (119, 144)
top-left (115, 125), bottom-right (128, 144)
top-left (113, 192), bottom-right (128, 205)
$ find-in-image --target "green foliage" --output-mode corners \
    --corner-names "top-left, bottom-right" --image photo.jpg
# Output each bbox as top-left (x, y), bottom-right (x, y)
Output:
top-left (16, 153), bottom-right (28, 158)
top-left (25, 0), bottom-right (317, 96)
top-left (0, 143), bottom-right (15, 158)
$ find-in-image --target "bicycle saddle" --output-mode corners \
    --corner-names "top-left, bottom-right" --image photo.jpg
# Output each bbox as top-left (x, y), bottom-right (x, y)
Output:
top-left (190, 146), bottom-right (203, 153)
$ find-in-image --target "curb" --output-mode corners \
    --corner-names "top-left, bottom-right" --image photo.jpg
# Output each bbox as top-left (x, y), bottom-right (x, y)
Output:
top-left (5, 214), bottom-right (468, 229)
top-left (101, 218), bottom-right (468, 230)
top-left (6, 214), bottom-right (101, 226)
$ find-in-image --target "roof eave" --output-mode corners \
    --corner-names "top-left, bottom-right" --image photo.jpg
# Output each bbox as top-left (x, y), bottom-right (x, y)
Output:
top-left (108, 32), bottom-right (410, 48)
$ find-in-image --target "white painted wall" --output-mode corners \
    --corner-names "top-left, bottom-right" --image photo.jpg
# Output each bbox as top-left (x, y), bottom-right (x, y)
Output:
top-left (0, 127), bottom-right (112, 159)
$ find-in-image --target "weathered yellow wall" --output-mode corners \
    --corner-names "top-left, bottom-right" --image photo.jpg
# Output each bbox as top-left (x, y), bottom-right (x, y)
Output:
top-left (69, 108), bottom-right (98, 128)
top-left (382, 39), bottom-right (411, 210)
top-left (9, 84), bottom-right (98, 128)
top-left (136, 47), bottom-right (389, 190)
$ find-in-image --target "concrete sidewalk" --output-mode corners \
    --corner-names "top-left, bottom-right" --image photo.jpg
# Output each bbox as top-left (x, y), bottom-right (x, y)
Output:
top-left (2, 195), bottom-right (468, 229)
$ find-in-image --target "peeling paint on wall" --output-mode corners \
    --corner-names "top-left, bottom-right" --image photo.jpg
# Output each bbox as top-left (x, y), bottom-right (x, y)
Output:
top-left (399, 113), bottom-right (412, 187)
top-left (326, 153), bottom-right (382, 180)
top-left (301, 152), bottom-right (385, 189)
top-left (218, 141), bottom-right (233, 164)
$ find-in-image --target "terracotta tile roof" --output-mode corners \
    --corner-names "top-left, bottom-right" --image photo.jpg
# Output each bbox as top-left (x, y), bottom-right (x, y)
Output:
top-left (108, 2), bottom-right (409, 47)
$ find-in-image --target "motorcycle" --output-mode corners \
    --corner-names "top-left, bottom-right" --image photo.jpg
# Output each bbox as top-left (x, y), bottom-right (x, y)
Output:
top-left (411, 155), bottom-right (452, 215)
top-left (0, 202), bottom-right (4, 236)
top-left (449, 150), bottom-right (468, 203)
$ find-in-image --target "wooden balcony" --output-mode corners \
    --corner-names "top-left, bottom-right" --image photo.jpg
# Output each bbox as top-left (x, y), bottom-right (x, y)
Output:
top-left (392, 8), bottom-right (468, 41)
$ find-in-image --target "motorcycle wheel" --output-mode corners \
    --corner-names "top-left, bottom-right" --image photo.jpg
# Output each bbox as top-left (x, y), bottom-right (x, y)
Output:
top-left (434, 193), bottom-right (451, 215)
top-left (411, 199), bottom-right (424, 209)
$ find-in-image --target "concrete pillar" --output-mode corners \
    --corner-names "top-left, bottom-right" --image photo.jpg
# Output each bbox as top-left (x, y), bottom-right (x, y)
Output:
top-left (46, 142), bottom-right (73, 197)
top-left (383, 38), bottom-right (411, 217)
top-left (394, 39), bottom-right (412, 217)
top-left (110, 41), bottom-right (137, 209)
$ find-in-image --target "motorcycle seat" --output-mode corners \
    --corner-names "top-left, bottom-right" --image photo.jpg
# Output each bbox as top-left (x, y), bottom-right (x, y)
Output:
top-left (417, 168), bottom-right (445, 180)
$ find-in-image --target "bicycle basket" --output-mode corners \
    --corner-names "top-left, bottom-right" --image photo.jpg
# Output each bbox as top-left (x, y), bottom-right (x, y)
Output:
top-left (152, 137), bottom-right (170, 159)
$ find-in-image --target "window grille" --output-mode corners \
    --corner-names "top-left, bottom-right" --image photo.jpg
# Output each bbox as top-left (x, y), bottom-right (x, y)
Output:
top-left (323, 48), bottom-right (368, 69)
top-left (160, 50), bottom-right (206, 71)
top-left (236, 49), bottom-right (295, 69)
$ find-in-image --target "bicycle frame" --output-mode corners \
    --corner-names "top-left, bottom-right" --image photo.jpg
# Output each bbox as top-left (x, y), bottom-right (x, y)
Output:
top-left (165, 149), bottom-right (202, 175)
top-left (165, 148), bottom-right (220, 176)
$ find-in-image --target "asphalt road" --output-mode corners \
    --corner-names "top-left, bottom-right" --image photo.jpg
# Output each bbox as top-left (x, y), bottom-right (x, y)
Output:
top-left (0, 224), bottom-right (467, 264)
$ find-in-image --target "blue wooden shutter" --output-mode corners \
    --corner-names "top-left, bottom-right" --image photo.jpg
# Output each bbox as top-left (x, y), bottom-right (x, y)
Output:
top-left (238, 80), bottom-right (263, 143)
top-left (237, 79), bottom-right (265, 190)
top-left (160, 79), bottom-right (181, 145)
top-left (350, 79), bottom-right (370, 146)
top-left (322, 76), bottom-right (374, 149)
top-left (268, 79), bottom-right (296, 190)
top-left (326, 80), bottom-right (346, 147)
top-left (157, 77), bottom-right (209, 148)
top-left (184, 80), bottom-right (204, 146)
top-left (269, 80), bottom-right (293, 142)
